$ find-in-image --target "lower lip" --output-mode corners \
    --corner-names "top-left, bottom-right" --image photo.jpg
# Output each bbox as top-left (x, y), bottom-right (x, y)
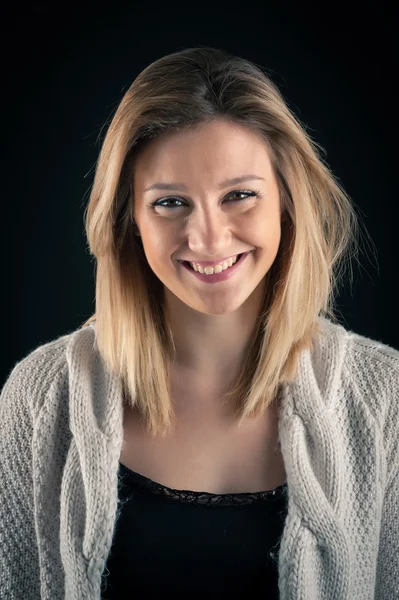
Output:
top-left (179, 251), bottom-right (252, 283)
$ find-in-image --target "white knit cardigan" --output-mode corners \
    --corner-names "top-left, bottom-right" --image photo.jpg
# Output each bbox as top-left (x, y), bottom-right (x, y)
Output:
top-left (0, 316), bottom-right (398, 599)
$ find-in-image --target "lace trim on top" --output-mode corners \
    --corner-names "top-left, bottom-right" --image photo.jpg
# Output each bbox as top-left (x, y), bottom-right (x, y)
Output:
top-left (118, 462), bottom-right (288, 507)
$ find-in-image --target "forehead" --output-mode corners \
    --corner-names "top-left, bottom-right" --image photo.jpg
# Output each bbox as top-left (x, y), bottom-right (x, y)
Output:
top-left (133, 120), bottom-right (273, 183)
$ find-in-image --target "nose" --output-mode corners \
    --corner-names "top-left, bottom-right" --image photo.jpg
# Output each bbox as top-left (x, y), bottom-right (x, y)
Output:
top-left (184, 207), bottom-right (235, 259)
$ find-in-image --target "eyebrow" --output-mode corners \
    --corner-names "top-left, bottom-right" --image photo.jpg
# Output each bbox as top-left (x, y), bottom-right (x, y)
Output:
top-left (144, 175), bottom-right (265, 193)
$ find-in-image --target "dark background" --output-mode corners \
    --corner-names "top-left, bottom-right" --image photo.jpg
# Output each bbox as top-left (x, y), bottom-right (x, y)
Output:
top-left (1, 1), bottom-right (397, 385)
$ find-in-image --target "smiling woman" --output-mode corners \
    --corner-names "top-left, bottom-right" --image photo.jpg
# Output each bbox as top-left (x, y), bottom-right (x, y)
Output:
top-left (81, 47), bottom-right (363, 441)
top-left (1, 46), bottom-right (398, 600)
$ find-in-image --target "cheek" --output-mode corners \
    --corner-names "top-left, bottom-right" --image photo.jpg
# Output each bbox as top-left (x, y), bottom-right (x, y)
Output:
top-left (252, 219), bottom-right (282, 248)
top-left (143, 228), bottom-right (167, 253)
top-left (140, 234), bottom-right (167, 269)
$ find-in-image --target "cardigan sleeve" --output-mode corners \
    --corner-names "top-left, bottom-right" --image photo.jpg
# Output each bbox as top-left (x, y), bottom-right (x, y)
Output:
top-left (374, 357), bottom-right (399, 600)
top-left (0, 358), bottom-right (41, 600)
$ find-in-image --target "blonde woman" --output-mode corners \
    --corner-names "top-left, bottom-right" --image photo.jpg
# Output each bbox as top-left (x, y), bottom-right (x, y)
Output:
top-left (1, 47), bottom-right (398, 600)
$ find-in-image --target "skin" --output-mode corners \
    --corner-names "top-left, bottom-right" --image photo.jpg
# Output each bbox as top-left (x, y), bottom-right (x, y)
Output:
top-left (133, 119), bottom-right (284, 398)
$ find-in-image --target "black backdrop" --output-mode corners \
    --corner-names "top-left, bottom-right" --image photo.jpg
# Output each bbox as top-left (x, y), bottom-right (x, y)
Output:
top-left (1, 1), bottom-right (397, 385)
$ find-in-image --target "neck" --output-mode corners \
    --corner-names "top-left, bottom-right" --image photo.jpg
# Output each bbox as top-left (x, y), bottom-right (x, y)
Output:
top-left (164, 280), bottom-right (265, 381)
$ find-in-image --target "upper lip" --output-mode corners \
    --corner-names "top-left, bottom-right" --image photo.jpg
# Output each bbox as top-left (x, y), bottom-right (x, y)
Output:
top-left (178, 251), bottom-right (250, 266)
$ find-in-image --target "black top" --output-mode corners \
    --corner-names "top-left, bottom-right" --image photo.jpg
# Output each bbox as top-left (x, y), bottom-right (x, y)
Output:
top-left (101, 462), bottom-right (289, 599)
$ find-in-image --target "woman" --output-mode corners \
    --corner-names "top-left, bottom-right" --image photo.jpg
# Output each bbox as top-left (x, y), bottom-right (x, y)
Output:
top-left (1, 47), bottom-right (398, 600)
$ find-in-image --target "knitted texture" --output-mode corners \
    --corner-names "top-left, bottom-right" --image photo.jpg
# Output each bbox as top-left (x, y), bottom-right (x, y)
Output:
top-left (0, 316), bottom-right (398, 599)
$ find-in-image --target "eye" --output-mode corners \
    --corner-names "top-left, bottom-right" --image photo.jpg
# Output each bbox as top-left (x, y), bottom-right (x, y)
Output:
top-left (151, 189), bottom-right (260, 209)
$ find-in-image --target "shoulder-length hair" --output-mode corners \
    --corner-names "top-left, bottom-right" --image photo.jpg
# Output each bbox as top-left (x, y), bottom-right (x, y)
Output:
top-left (81, 46), bottom-right (366, 437)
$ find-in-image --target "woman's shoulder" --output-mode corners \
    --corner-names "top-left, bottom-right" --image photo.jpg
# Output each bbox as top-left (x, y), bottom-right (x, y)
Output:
top-left (0, 323), bottom-right (95, 415)
top-left (317, 315), bottom-right (399, 369)
top-left (340, 319), bottom-right (399, 377)
top-left (310, 316), bottom-right (399, 421)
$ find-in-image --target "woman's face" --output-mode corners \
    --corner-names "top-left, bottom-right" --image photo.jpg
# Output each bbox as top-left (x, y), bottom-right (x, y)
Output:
top-left (132, 119), bottom-right (283, 316)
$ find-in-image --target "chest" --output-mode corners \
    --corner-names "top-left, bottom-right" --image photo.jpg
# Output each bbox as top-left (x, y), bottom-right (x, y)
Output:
top-left (120, 398), bottom-right (286, 495)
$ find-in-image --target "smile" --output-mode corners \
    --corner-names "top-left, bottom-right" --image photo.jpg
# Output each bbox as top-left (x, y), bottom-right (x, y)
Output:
top-left (179, 251), bottom-right (252, 284)
top-left (190, 254), bottom-right (239, 274)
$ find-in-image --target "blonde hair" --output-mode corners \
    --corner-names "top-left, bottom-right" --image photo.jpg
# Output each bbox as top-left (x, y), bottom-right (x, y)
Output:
top-left (81, 46), bottom-right (370, 437)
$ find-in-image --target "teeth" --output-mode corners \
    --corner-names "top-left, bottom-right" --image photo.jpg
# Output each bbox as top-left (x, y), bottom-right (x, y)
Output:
top-left (190, 255), bottom-right (239, 275)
